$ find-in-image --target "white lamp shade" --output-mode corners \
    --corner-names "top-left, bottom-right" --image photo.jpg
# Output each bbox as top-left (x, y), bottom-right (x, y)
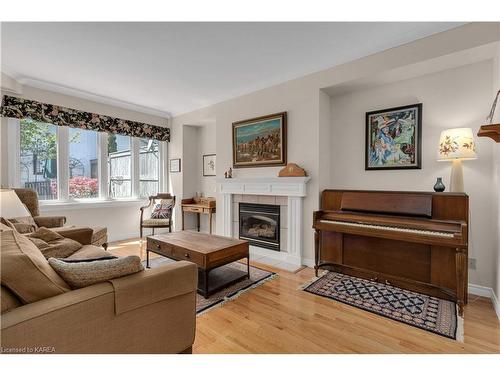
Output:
top-left (437, 128), bottom-right (477, 161)
top-left (0, 189), bottom-right (31, 218)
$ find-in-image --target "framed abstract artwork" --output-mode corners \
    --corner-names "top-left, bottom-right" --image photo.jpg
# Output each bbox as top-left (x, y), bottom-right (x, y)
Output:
top-left (169, 158), bottom-right (181, 173)
top-left (365, 103), bottom-right (422, 170)
top-left (203, 154), bottom-right (216, 176)
top-left (232, 112), bottom-right (287, 168)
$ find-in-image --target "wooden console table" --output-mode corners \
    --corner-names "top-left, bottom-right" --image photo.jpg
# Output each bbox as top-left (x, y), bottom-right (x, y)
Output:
top-left (181, 197), bottom-right (216, 234)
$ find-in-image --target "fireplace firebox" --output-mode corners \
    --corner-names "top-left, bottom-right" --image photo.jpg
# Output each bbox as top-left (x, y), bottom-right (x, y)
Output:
top-left (239, 203), bottom-right (280, 251)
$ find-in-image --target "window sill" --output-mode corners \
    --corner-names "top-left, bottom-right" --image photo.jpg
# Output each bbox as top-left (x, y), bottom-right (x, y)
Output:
top-left (40, 198), bottom-right (148, 212)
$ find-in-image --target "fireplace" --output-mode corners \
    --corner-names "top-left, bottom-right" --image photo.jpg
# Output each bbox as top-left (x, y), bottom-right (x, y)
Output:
top-left (239, 203), bottom-right (280, 251)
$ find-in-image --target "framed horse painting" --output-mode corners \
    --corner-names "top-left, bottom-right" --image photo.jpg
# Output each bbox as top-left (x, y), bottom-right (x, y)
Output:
top-left (232, 112), bottom-right (287, 168)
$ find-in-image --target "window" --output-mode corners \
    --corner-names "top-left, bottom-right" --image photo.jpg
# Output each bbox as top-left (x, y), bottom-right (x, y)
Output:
top-left (139, 138), bottom-right (159, 198)
top-left (108, 134), bottom-right (132, 198)
top-left (19, 119), bottom-right (58, 200)
top-left (16, 119), bottom-right (165, 203)
top-left (69, 128), bottom-right (99, 199)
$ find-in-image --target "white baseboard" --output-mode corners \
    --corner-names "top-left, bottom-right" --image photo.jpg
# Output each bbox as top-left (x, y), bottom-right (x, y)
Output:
top-left (466, 284), bottom-right (500, 320)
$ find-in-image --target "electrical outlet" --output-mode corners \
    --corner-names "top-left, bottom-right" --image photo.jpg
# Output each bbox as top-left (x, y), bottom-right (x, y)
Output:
top-left (468, 258), bottom-right (476, 270)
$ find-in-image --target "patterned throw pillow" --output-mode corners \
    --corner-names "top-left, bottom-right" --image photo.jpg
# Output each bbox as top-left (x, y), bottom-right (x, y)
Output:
top-left (151, 200), bottom-right (173, 219)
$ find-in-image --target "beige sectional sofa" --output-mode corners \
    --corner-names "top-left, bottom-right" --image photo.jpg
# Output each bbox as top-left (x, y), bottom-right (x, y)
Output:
top-left (0, 224), bottom-right (198, 354)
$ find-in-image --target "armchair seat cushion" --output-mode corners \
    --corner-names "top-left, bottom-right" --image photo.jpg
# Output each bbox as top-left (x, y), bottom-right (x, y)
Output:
top-left (142, 218), bottom-right (170, 226)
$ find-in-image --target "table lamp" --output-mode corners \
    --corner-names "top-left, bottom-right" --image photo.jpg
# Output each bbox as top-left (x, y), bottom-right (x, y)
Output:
top-left (0, 188), bottom-right (31, 218)
top-left (437, 128), bottom-right (477, 192)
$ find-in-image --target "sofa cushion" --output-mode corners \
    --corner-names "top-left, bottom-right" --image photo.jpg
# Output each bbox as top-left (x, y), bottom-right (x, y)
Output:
top-left (0, 228), bottom-right (70, 303)
top-left (29, 227), bottom-right (63, 242)
top-left (26, 236), bottom-right (51, 250)
top-left (48, 256), bottom-right (144, 289)
top-left (41, 238), bottom-right (83, 259)
top-left (1, 285), bottom-right (23, 313)
top-left (66, 245), bottom-right (110, 260)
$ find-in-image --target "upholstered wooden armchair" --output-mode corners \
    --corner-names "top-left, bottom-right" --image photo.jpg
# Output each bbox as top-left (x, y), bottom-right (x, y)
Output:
top-left (139, 193), bottom-right (175, 238)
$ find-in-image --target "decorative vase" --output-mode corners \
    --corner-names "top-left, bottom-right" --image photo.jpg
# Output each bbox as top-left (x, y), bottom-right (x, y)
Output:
top-left (433, 177), bottom-right (445, 192)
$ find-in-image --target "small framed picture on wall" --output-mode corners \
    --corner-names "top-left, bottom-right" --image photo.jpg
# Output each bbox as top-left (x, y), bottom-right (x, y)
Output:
top-left (203, 154), bottom-right (216, 176)
top-left (170, 158), bottom-right (181, 173)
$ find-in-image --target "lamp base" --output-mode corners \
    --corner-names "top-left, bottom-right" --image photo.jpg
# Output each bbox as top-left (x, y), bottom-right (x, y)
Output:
top-left (450, 159), bottom-right (464, 192)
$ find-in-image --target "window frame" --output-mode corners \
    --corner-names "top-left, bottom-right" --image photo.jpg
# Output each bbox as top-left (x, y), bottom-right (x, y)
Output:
top-left (8, 118), bottom-right (168, 206)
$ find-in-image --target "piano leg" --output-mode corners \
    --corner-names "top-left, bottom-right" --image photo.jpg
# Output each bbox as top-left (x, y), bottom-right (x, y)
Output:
top-left (456, 247), bottom-right (467, 317)
top-left (314, 229), bottom-right (320, 277)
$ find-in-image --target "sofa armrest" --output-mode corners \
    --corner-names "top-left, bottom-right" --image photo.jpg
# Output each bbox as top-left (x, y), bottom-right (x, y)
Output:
top-left (109, 261), bottom-right (198, 315)
top-left (1, 262), bottom-right (198, 353)
top-left (52, 227), bottom-right (94, 245)
top-left (34, 216), bottom-right (66, 228)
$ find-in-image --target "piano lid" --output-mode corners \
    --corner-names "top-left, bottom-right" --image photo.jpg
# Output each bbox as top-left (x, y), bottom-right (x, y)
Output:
top-left (339, 191), bottom-right (433, 218)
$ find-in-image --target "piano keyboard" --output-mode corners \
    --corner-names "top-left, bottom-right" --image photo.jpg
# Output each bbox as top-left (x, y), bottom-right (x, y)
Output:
top-left (319, 220), bottom-right (455, 238)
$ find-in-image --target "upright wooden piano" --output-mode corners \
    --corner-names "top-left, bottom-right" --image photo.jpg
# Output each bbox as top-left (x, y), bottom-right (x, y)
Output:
top-left (313, 190), bottom-right (469, 315)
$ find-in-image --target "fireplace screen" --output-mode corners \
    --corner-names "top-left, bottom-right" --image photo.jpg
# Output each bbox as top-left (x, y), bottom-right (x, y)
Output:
top-left (239, 203), bottom-right (280, 251)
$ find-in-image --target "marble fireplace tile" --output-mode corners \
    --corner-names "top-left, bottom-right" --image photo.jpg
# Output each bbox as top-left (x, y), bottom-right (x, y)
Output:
top-left (280, 205), bottom-right (288, 228)
top-left (258, 195), bottom-right (276, 205)
top-left (233, 202), bottom-right (239, 222)
top-left (280, 229), bottom-right (287, 251)
top-left (242, 194), bottom-right (259, 203)
top-left (233, 194), bottom-right (243, 203)
top-left (275, 196), bottom-right (288, 206)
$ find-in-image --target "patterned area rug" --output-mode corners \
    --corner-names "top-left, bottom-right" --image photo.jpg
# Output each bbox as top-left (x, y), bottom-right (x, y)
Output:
top-left (145, 257), bottom-right (277, 315)
top-left (303, 271), bottom-right (462, 341)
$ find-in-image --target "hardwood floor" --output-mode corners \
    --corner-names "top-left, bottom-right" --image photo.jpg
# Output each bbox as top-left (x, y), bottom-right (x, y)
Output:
top-left (109, 238), bottom-right (500, 354)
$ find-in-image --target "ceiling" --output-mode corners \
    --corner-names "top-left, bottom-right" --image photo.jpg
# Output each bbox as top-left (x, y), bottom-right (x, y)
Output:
top-left (1, 22), bottom-right (463, 117)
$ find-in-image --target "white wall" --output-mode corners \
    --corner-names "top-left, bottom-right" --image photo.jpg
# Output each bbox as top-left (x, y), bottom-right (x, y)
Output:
top-left (492, 44), bottom-right (500, 301)
top-left (329, 61), bottom-right (496, 288)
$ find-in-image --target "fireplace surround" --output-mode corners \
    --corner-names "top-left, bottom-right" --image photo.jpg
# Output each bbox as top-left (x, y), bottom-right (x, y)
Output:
top-left (217, 177), bottom-right (311, 266)
top-left (239, 203), bottom-right (280, 251)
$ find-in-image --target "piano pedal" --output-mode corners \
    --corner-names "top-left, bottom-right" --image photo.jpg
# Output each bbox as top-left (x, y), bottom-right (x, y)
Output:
top-left (370, 277), bottom-right (378, 282)
top-left (385, 280), bottom-right (392, 286)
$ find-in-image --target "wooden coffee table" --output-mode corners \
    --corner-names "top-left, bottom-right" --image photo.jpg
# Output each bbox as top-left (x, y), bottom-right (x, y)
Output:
top-left (146, 231), bottom-right (250, 298)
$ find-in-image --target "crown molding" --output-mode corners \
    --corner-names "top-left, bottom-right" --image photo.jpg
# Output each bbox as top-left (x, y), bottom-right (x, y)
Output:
top-left (3, 74), bottom-right (172, 119)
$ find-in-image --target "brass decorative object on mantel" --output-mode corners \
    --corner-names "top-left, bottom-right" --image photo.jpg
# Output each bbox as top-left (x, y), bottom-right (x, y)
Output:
top-left (278, 163), bottom-right (307, 177)
top-left (477, 89), bottom-right (500, 143)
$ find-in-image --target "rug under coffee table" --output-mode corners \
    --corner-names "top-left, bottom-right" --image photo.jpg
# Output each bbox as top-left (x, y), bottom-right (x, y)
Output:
top-left (147, 231), bottom-right (250, 298)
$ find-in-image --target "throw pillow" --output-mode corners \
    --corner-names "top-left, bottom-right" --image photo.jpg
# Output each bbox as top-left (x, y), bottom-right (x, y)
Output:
top-left (41, 238), bottom-right (83, 259)
top-left (27, 227), bottom-right (83, 258)
top-left (0, 227), bottom-right (70, 303)
top-left (150, 200), bottom-right (173, 219)
top-left (7, 215), bottom-right (37, 233)
top-left (48, 255), bottom-right (144, 289)
top-left (28, 227), bottom-right (63, 242)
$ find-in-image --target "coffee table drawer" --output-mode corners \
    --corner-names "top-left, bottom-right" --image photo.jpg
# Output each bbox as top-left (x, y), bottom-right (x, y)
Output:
top-left (172, 247), bottom-right (204, 267)
top-left (148, 238), bottom-right (175, 257)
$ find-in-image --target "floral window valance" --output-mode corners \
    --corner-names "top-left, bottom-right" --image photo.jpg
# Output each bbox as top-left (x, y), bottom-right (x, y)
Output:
top-left (1, 95), bottom-right (170, 142)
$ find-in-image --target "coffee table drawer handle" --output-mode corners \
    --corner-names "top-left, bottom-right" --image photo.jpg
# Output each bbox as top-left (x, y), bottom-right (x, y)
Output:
top-left (184, 253), bottom-right (190, 258)
top-left (156, 244), bottom-right (160, 249)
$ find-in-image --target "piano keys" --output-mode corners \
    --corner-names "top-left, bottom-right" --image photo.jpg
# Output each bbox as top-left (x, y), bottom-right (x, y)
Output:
top-left (313, 190), bottom-right (469, 315)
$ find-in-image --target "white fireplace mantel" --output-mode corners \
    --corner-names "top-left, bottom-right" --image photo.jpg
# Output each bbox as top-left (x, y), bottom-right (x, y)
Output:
top-left (217, 176), bottom-right (310, 197)
top-left (217, 176), bottom-right (311, 266)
